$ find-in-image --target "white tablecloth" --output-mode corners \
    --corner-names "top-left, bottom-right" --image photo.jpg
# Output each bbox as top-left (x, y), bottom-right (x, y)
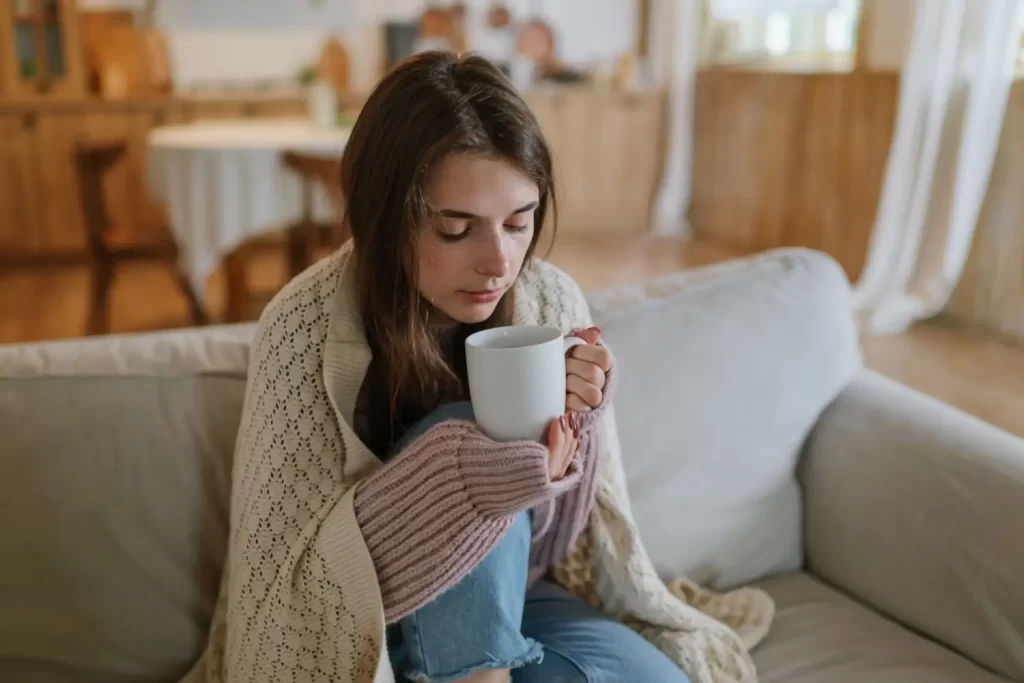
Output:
top-left (147, 118), bottom-right (350, 293)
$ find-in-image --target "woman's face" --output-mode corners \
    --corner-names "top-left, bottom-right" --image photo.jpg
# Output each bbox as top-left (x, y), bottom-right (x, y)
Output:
top-left (416, 152), bottom-right (539, 324)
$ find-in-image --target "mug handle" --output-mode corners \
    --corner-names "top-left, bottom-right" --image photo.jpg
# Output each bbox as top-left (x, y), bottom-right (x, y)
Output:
top-left (563, 335), bottom-right (587, 356)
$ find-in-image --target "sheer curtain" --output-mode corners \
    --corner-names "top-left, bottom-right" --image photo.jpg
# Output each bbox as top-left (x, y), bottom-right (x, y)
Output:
top-left (853, 0), bottom-right (1024, 335)
top-left (648, 0), bottom-right (703, 236)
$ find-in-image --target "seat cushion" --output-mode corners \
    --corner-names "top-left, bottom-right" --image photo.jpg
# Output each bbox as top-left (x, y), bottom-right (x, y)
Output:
top-left (753, 573), bottom-right (1009, 683)
top-left (588, 248), bottom-right (862, 589)
top-left (0, 325), bottom-right (254, 683)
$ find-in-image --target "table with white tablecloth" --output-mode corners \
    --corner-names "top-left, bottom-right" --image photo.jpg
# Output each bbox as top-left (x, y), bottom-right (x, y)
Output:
top-left (147, 118), bottom-right (350, 318)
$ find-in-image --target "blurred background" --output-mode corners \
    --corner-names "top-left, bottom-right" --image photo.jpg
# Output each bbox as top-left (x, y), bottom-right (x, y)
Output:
top-left (0, 0), bottom-right (1021, 436)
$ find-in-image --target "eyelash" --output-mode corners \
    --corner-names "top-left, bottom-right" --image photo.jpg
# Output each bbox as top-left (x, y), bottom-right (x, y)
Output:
top-left (437, 223), bottom-right (530, 242)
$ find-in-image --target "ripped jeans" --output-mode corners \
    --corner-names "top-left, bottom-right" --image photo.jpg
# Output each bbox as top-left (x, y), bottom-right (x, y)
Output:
top-left (386, 403), bottom-right (690, 683)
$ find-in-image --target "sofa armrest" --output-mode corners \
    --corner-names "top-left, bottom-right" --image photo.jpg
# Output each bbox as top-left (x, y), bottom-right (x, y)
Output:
top-left (800, 370), bottom-right (1024, 681)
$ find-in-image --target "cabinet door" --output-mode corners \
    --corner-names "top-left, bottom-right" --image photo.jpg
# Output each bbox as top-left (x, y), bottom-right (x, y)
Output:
top-left (32, 111), bottom-right (91, 251)
top-left (527, 89), bottom-right (666, 235)
top-left (0, 113), bottom-right (45, 254)
top-left (0, 0), bottom-right (85, 99)
top-left (591, 90), bottom-right (666, 234)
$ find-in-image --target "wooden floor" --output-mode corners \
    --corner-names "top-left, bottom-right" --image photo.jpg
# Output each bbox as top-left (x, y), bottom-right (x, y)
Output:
top-left (2, 234), bottom-right (1022, 438)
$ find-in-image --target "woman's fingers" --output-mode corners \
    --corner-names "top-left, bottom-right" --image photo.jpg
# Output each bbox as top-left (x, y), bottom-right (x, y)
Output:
top-left (568, 342), bottom-right (612, 372)
top-left (566, 357), bottom-right (606, 388)
top-left (560, 436), bottom-right (579, 478)
top-left (546, 416), bottom-right (573, 480)
top-left (566, 374), bottom-right (602, 409)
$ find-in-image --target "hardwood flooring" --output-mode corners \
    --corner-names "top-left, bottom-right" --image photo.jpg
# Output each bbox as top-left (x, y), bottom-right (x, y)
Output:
top-left (1, 234), bottom-right (1022, 438)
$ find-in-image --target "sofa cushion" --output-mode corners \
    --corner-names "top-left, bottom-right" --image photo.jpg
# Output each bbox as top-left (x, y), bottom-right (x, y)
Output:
top-left (752, 573), bottom-right (1008, 682)
top-left (0, 325), bottom-right (254, 683)
top-left (588, 249), bottom-right (861, 589)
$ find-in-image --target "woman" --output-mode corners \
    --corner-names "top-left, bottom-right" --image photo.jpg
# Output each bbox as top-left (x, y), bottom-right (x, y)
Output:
top-left (187, 51), bottom-right (765, 683)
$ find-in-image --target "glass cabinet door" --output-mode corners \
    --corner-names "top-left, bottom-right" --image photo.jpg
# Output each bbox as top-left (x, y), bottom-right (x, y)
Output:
top-left (3, 0), bottom-right (82, 97)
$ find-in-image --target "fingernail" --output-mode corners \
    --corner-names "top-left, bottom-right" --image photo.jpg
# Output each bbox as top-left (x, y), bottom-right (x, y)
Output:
top-left (559, 415), bottom-right (567, 430)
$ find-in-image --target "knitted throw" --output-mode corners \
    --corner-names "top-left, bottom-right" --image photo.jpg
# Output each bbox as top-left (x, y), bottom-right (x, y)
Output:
top-left (182, 246), bottom-right (774, 683)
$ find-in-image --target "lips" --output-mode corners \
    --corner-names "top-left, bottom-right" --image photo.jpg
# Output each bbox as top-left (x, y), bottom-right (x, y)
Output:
top-left (461, 288), bottom-right (503, 304)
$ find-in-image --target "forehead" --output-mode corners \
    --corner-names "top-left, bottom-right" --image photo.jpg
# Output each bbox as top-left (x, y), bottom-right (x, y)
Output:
top-left (426, 153), bottom-right (539, 214)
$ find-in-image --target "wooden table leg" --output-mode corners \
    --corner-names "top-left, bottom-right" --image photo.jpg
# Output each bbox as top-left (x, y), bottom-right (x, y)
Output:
top-left (224, 247), bottom-right (249, 323)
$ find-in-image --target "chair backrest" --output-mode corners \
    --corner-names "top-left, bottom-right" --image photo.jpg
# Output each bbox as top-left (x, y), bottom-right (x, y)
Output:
top-left (74, 139), bottom-right (127, 255)
top-left (281, 150), bottom-right (348, 244)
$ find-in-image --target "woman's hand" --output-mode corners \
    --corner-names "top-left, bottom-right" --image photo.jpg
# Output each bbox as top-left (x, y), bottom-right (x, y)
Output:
top-left (544, 414), bottom-right (579, 481)
top-left (566, 327), bottom-right (613, 413)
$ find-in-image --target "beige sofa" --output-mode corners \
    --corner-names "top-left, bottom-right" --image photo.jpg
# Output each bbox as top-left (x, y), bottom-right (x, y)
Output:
top-left (1, 248), bottom-right (1022, 683)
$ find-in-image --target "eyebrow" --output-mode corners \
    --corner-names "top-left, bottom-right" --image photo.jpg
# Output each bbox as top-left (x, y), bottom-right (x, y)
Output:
top-left (436, 201), bottom-right (539, 219)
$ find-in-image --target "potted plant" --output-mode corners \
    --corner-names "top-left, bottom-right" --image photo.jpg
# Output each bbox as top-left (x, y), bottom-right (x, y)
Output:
top-left (297, 64), bottom-right (336, 127)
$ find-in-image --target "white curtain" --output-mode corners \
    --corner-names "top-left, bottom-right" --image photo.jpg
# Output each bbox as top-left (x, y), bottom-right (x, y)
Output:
top-left (648, 0), bottom-right (703, 236)
top-left (853, 0), bottom-right (1024, 335)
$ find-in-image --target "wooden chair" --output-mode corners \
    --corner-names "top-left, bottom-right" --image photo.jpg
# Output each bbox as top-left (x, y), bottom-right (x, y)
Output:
top-left (74, 139), bottom-right (207, 335)
top-left (281, 150), bottom-right (348, 278)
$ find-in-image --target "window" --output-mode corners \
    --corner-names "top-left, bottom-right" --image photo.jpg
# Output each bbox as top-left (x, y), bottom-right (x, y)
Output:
top-left (700, 0), bottom-right (861, 70)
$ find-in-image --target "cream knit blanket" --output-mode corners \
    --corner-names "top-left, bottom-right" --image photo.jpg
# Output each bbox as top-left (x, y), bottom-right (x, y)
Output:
top-left (185, 247), bottom-right (774, 683)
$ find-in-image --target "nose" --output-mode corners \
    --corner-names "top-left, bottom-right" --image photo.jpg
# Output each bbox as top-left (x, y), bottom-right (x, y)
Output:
top-left (474, 227), bottom-right (509, 279)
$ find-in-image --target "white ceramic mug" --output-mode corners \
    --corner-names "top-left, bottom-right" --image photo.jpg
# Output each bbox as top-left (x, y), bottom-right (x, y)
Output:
top-left (465, 325), bottom-right (587, 442)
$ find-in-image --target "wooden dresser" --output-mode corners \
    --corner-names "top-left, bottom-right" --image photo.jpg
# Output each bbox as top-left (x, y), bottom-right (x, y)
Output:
top-left (0, 93), bottom-right (308, 264)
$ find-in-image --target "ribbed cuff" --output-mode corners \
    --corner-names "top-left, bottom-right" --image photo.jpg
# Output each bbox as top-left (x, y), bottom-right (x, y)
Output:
top-left (353, 420), bottom-right (574, 623)
top-left (458, 430), bottom-right (582, 519)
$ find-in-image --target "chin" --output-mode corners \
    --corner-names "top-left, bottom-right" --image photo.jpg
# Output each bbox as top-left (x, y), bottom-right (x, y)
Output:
top-left (449, 304), bottom-right (499, 324)
top-left (436, 298), bottom-right (501, 325)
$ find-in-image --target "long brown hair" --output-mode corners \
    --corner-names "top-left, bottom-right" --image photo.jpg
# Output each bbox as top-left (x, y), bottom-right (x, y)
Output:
top-left (340, 51), bottom-right (557, 428)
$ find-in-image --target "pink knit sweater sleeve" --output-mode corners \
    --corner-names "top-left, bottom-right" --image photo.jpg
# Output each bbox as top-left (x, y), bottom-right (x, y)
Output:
top-left (528, 361), bottom-right (616, 578)
top-left (353, 420), bottom-right (580, 623)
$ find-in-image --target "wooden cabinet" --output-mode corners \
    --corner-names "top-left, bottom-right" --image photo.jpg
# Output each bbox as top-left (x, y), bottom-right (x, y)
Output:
top-left (0, 0), bottom-right (85, 99)
top-left (0, 94), bottom-right (305, 262)
top-left (0, 113), bottom-right (44, 251)
top-left (0, 88), bottom-right (659, 262)
top-left (527, 87), bottom-right (666, 235)
top-left (690, 69), bottom-right (899, 281)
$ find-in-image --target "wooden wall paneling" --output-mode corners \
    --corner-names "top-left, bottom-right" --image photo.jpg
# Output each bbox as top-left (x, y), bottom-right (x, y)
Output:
top-left (946, 82), bottom-right (1024, 339)
top-left (786, 75), bottom-right (844, 261)
top-left (836, 72), bottom-right (898, 277)
top-left (690, 70), bottom-right (898, 281)
top-left (0, 113), bottom-right (44, 253)
top-left (691, 71), bottom-right (805, 251)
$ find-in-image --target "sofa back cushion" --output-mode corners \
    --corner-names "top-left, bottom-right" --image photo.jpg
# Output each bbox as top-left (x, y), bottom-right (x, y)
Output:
top-left (589, 248), bottom-right (861, 590)
top-left (0, 248), bottom-right (861, 681)
top-left (0, 326), bottom-right (253, 683)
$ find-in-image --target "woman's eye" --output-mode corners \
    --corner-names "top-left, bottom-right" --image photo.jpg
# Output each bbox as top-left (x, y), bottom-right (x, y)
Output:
top-left (436, 220), bottom-right (469, 241)
top-left (504, 223), bottom-right (529, 233)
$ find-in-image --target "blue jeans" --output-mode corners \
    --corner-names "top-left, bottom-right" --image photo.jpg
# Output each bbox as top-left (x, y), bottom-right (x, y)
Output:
top-left (386, 403), bottom-right (690, 683)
